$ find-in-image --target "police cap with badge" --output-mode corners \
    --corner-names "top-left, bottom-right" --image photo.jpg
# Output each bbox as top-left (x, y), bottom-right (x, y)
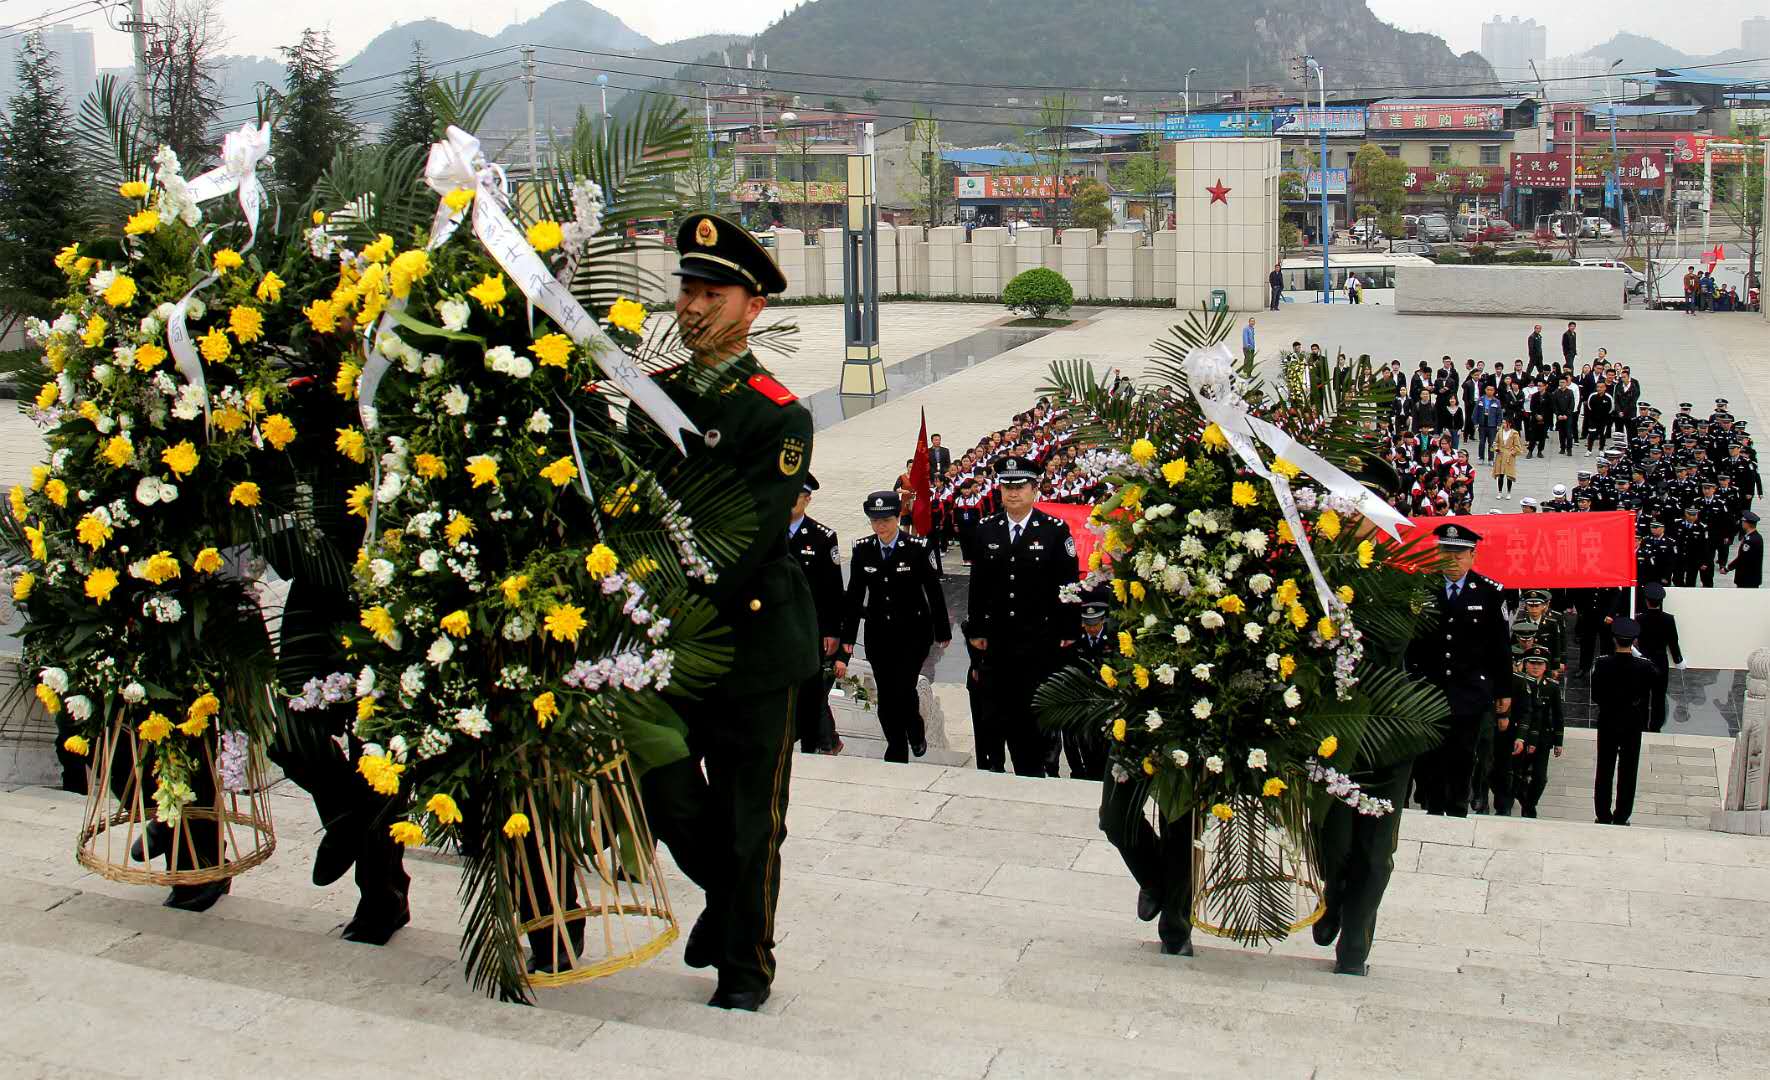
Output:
top-left (1433, 523), bottom-right (1480, 549)
top-left (863, 490), bottom-right (901, 519)
top-left (674, 212), bottom-right (788, 295)
top-left (995, 455), bottom-right (1039, 484)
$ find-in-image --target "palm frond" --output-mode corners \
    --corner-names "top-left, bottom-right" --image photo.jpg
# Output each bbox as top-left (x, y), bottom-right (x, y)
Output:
top-left (1033, 663), bottom-right (1118, 734)
top-left (74, 75), bottom-right (147, 229)
top-left (309, 141), bottom-right (432, 246)
top-left (429, 72), bottom-right (508, 140)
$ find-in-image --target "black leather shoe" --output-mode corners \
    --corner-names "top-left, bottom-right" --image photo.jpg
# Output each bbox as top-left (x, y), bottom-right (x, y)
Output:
top-left (341, 900), bottom-right (410, 946)
top-left (1157, 911), bottom-right (1194, 956)
top-left (910, 739), bottom-right (928, 757)
top-left (1135, 888), bottom-right (1159, 923)
top-left (1312, 906), bottom-right (1341, 947)
top-left (163, 878), bottom-right (230, 912)
top-left (1333, 959), bottom-right (1369, 976)
top-left (1159, 934), bottom-right (1194, 957)
top-left (683, 908), bottom-right (721, 969)
top-left (130, 822), bottom-right (171, 863)
top-left (312, 826), bottom-right (362, 888)
top-left (527, 948), bottom-right (576, 975)
top-left (708, 986), bottom-right (770, 1011)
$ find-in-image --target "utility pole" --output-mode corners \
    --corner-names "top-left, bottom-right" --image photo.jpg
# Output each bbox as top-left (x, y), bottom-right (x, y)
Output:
top-left (1569, 97), bottom-right (1581, 259)
top-left (121, 0), bottom-right (154, 120)
top-left (522, 46), bottom-right (538, 182)
top-left (1184, 67), bottom-right (1196, 125)
top-left (701, 81), bottom-right (716, 212)
top-left (1305, 55), bottom-right (1330, 303)
top-left (1606, 60), bottom-right (1627, 241)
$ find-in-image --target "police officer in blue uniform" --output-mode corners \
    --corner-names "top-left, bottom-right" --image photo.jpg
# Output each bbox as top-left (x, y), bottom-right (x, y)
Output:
top-left (841, 491), bottom-right (952, 762)
top-left (963, 456), bottom-right (1080, 777)
top-left (788, 474), bottom-right (844, 754)
top-left (1405, 523), bottom-right (1512, 817)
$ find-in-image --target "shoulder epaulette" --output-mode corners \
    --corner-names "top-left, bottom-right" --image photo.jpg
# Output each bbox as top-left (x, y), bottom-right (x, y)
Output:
top-left (747, 372), bottom-right (797, 405)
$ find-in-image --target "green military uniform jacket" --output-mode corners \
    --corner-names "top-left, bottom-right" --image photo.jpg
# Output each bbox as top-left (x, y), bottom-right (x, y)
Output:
top-left (647, 351), bottom-right (820, 697)
top-left (1534, 611), bottom-right (1567, 672)
top-left (1507, 673), bottom-right (1564, 752)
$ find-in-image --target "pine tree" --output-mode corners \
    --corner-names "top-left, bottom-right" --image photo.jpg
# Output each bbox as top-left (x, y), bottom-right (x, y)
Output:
top-left (274, 29), bottom-right (359, 195)
top-left (0, 33), bottom-right (85, 322)
top-left (381, 42), bottom-right (438, 151)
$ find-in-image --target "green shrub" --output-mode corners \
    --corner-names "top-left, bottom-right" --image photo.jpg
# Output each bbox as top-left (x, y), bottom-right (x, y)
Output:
top-left (1002, 267), bottom-right (1074, 319)
top-left (1500, 248), bottom-right (1553, 264)
top-left (1467, 243), bottom-right (1497, 264)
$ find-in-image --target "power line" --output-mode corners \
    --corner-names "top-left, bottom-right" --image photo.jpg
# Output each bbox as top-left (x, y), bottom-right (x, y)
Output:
top-left (208, 44), bottom-right (526, 115)
top-left (0, 0), bottom-right (114, 42)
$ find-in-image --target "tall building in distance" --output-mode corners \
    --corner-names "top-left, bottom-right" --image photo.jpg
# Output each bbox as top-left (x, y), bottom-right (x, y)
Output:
top-left (0, 25), bottom-right (98, 110)
top-left (1479, 16), bottom-right (1548, 85)
top-left (1744, 17), bottom-right (1770, 55)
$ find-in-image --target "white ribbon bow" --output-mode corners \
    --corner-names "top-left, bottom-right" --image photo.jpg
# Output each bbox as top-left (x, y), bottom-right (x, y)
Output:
top-left (166, 123), bottom-right (274, 421)
top-left (1180, 342), bottom-right (1411, 612)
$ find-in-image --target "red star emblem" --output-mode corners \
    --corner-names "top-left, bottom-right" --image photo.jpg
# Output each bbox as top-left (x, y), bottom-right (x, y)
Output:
top-left (1206, 179), bottom-right (1231, 204)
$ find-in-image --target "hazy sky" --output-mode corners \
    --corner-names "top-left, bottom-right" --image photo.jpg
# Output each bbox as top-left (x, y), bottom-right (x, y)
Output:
top-left (58, 1), bottom-right (1770, 71)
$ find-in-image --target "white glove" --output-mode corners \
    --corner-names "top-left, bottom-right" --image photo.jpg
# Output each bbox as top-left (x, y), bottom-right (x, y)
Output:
top-left (1676, 660), bottom-right (1686, 671)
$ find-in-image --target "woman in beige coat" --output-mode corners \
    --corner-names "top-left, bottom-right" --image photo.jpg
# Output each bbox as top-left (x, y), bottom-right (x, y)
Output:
top-left (1492, 418), bottom-right (1522, 500)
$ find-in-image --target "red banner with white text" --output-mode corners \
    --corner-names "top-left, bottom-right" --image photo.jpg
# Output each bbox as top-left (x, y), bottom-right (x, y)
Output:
top-left (1398, 512), bottom-right (1637, 588)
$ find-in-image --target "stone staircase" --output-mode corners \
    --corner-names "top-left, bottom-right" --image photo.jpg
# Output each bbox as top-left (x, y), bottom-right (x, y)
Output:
top-left (3, 754), bottom-right (1768, 1079)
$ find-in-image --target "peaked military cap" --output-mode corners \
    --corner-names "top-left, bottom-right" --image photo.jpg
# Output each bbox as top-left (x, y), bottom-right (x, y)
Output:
top-left (995, 455), bottom-right (1038, 483)
top-left (1522, 645), bottom-right (1551, 662)
top-left (1512, 619), bottom-right (1541, 637)
top-left (1611, 617), bottom-right (1640, 640)
top-left (802, 473), bottom-right (820, 495)
top-left (1078, 587), bottom-right (1111, 622)
top-left (673, 212), bottom-right (788, 294)
top-left (1745, 511), bottom-right (1761, 525)
top-left (1433, 522), bottom-right (1480, 549)
top-left (863, 490), bottom-right (901, 519)
top-left (1519, 496), bottom-right (1539, 508)
top-left (1641, 582), bottom-right (1666, 602)
top-left (1522, 589), bottom-right (1551, 603)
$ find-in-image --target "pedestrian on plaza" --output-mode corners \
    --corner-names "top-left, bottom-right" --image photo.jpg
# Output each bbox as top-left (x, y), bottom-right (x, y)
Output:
top-left (1461, 361), bottom-right (1481, 440)
top-left (1492, 418), bottom-right (1521, 500)
top-left (1268, 262), bottom-right (1284, 310)
top-left (1727, 512), bottom-right (1763, 587)
top-left (1553, 376), bottom-right (1579, 456)
top-left (1405, 524), bottom-right (1512, 818)
top-left (841, 491), bottom-right (952, 763)
top-left (1683, 266), bottom-right (1699, 313)
top-left (1561, 321), bottom-right (1578, 366)
top-left (927, 433), bottom-right (951, 479)
top-left (1527, 323), bottom-right (1545, 371)
top-left (788, 475), bottom-right (845, 755)
top-left (1583, 380), bottom-right (1614, 456)
top-left (1633, 583), bottom-right (1682, 733)
top-left (1242, 317), bottom-right (1257, 363)
top-left (1525, 381), bottom-right (1553, 458)
top-left (1613, 368), bottom-right (1641, 438)
top-left (1474, 384), bottom-right (1503, 462)
top-left (1672, 504), bottom-right (1711, 587)
top-left (1590, 618), bottom-right (1659, 826)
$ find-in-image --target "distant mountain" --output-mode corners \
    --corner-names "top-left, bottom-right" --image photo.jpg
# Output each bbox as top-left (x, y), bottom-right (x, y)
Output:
top-left (1580, 32), bottom-right (1766, 76)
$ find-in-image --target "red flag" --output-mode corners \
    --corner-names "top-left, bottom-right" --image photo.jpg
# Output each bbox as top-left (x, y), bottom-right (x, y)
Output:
top-left (1707, 243), bottom-right (1725, 269)
top-left (1038, 501), bottom-right (1098, 570)
top-left (1397, 511), bottom-right (1636, 588)
top-left (910, 409), bottom-right (933, 535)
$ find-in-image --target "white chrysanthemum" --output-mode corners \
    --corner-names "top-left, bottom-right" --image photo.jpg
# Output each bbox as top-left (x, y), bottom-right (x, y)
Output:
top-left (1266, 652), bottom-right (1281, 671)
top-left (1247, 748), bottom-right (1268, 770)
top-left (1248, 573), bottom-right (1273, 595)
top-left (369, 559), bottom-right (396, 588)
top-left (1154, 663), bottom-right (1178, 685)
top-left (442, 385), bottom-right (469, 415)
top-left (1244, 623), bottom-right (1264, 642)
top-left (1171, 749), bottom-right (1190, 767)
top-left (438, 297), bottom-right (470, 332)
top-left (417, 549), bottom-right (440, 573)
top-left (1191, 663), bottom-right (1212, 681)
top-left (1283, 686), bottom-right (1302, 708)
top-left (39, 667), bottom-right (69, 693)
top-left (486, 346), bottom-right (533, 379)
top-left (122, 681), bottom-right (147, 704)
top-left (1142, 613), bottom-right (1159, 629)
top-left (1173, 624), bottom-right (1193, 644)
top-left (1144, 710), bottom-right (1163, 731)
top-left (1192, 699), bottom-right (1212, 719)
top-left (426, 636), bottom-right (455, 667)
top-left (1205, 755), bottom-right (1224, 774)
top-left (526, 409), bottom-right (553, 434)
top-left (355, 666), bottom-right (376, 696)
top-left (399, 665), bottom-right (426, 697)
top-left (1242, 530), bottom-right (1269, 555)
top-left (454, 707), bottom-right (490, 738)
top-left (1198, 611), bottom-right (1225, 630)
top-left (64, 695), bottom-right (92, 722)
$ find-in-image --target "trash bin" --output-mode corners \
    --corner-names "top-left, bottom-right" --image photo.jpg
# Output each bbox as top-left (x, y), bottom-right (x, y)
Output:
top-left (1209, 288), bottom-right (1228, 313)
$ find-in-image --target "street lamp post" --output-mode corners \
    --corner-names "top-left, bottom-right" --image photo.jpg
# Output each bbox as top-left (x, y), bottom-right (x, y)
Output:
top-left (1606, 60), bottom-right (1626, 241)
top-left (700, 80), bottom-right (717, 212)
top-left (1305, 55), bottom-right (1330, 303)
top-left (1184, 67), bottom-right (1196, 125)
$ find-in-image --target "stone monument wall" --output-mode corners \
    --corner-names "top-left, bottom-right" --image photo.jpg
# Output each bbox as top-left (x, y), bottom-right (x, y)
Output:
top-left (1395, 264), bottom-right (1624, 319)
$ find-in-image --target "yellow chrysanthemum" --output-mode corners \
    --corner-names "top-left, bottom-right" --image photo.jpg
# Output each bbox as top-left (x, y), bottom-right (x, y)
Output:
top-left (467, 273), bottom-right (507, 315)
top-left (1087, 551), bottom-right (1103, 572)
top-left (361, 233), bottom-right (395, 263)
top-left (584, 544), bottom-right (619, 579)
top-left (1100, 664), bottom-right (1118, 688)
top-left (1317, 509), bottom-right (1341, 541)
top-left (44, 479), bottom-right (66, 508)
top-left (33, 382), bottom-right (58, 409)
top-left (227, 481), bottom-right (260, 508)
top-left (539, 456), bottom-right (579, 487)
top-left (1231, 481), bottom-right (1257, 507)
top-left (312, 210), bottom-right (327, 225)
top-left (229, 305), bottom-right (264, 344)
top-left (177, 714), bottom-right (208, 737)
top-left (255, 271), bottom-right (284, 303)
top-left (1210, 803), bottom-right (1235, 822)
top-left (1132, 665), bottom-right (1150, 689)
top-left (413, 453), bottom-right (447, 480)
top-left (359, 605), bottom-right (398, 645)
top-left (389, 821), bottom-right (425, 846)
top-left (1317, 616), bottom-right (1337, 640)
top-left (439, 610), bottom-right (471, 638)
top-left (77, 400), bottom-right (99, 423)
top-left (533, 691), bottom-right (559, 728)
top-left (261, 414), bottom-right (296, 450)
top-left (1129, 437), bottom-right (1157, 465)
top-left (543, 603), bottom-right (587, 644)
top-left (103, 274), bottom-right (137, 308)
top-left (1357, 540), bottom-right (1375, 569)
top-left (502, 812), bottom-right (531, 839)
top-left (304, 299), bottom-right (339, 333)
top-left (119, 179), bottom-right (149, 199)
top-left (62, 734), bottom-right (89, 756)
top-left (1110, 578), bottom-right (1127, 603)
top-left (198, 326), bottom-right (231, 362)
top-left (141, 551), bottom-right (180, 585)
top-left (134, 342), bottom-right (167, 371)
top-left (443, 188), bottom-right (475, 213)
top-left (1117, 631), bottom-right (1135, 658)
top-left (1278, 655), bottom-right (1297, 679)
top-left (213, 248), bottom-right (243, 272)
top-left (1271, 457), bottom-right (1301, 480)
top-left (75, 514), bottom-right (112, 550)
top-left (161, 439), bottom-right (199, 477)
top-left (25, 524), bottom-right (47, 561)
top-left (27, 465), bottom-right (45, 491)
top-left (334, 427), bottom-right (367, 464)
top-left (426, 793), bottom-right (463, 826)
top-left (1318, 736), bottom-right (1338, 758)
top-left (357, 696), bottom-right (377, 721)
top-left (357, 754), bottom-right (405, 796)
top-left (465, 454), bottom-right (499, 488)
top-left (35, 684), bottom-right (60, 714)
top-left (606, 297), bottom-right (647, 334)
top-left (1111, 718), bottom-right (1127, 742)
top-left (1263, 777), bottom-right (1288, 798)
top-left (1217, 595), bottom-right (1245, 615)
top-left (1129, 581), bottom-right (1146, 601)
top-left (1200, 422), bottom-right (1229, 452)
top-left (1276, 519), bottom-right (1295, 545)
top-left (526, 220), bottom-right (564, 252)
top-left (8, 484), bottom-right (27, 519)
top-left (389, 250), bottom-right (430, 299)
top-left (1336, 585), bottom-right (1355, 605)
top-left (44, 340), bottom-right (66, 370)
top-left (193, 548), bottom-right (223, 573)
top-left (12, 571), bottom-right (35, 601)
top-left (443, 515), bottom-right (475, 546)
top-left (1160, 459), bottom-right (1188, 485)
top-left (530, 332), bottom-right (573, 368)
top-left (82, 315), bottom-right (106, 347)
top-left (497, 576), bottom-right (531, 607)
top-left (1288, 603), bottom-right (1308, 629)
top-left (138, 712), bottom-right (173, 743)
top-left (187, 692), bottom-right (220, 725)
top-left (1275, 579), bottom-right (1300, 608)
top-left (54, 242), bottom-right (80, 269)
top-left (345, 483), bottom-right (372, 519)
top-left (1142, 758), bottom-right (1157, 776)
top-left (124, 209), bottom-right (160, 235)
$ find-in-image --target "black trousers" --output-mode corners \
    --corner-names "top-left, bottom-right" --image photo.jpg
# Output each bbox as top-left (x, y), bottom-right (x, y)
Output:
top-left (1062, 726), bottom-right (1106, 781)
top-left (795, 667), bottom-right (839, 753)
top-left (1648, 662), bottom-right (1670, 732)
top-left (1488, 731), bottom-right (1521, 815)
top-left (1315, 761), bottom-right (1411, 970)
top-left (1558, 419), bottom-right (1576, 453)
top-left (967, 667), bottom-right (1001, 771)
top-left (1269, 284), bottom-right (1282, 309)
top-left (1099, 779), bottom-right (1193, 946)
top-left (1417, 709), bottom-right (1485, 817)
top-left (1469, 711), bottom-right (1496, 812)
top-left (982, 644), bottom-right (1057, 777)
top-left (1517, 748), bottom-right (1550, 817)
top-left (870, 641), bottom-right (931, 763)
top-left (642, 684), bottom-right (797, 994)
top-left (1594, 723), bottom-right (1642, 824)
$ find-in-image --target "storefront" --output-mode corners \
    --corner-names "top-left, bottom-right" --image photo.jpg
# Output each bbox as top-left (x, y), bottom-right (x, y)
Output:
top-left (953, 175), bottom-right (1079, 226)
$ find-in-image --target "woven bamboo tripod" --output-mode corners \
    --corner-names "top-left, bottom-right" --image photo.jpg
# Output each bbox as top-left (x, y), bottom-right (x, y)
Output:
top-left (76, 714), bottom-right (276, 886)
top-left (514, 753), bottom-right (678, 990)
top-left (1190, 796), bottom-right (1325, 940)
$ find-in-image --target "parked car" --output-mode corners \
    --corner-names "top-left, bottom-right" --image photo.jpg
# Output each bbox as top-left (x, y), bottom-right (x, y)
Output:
top-left (1572, 258), bottom-right (1646, 295)
top-left (1402, 214), bottom-right (1420, 238)
top-left (1639, 215), bottom-right (1670, 235)
top-left (1476, 219), bottom-right (1515, 242)
top-left (1349, 217), bottom-right (1383, 244)
top-left (1388, 239), bottom-right (1435, 257)
top-left (1417, 214), bottom-right (1452, 242)
top-left (1581, 216), bottom-right (1615, 239)
top-left (1534, 212), bottom-right (1581, 240)
top-left (1451, 212), bottom-right (1486, 241)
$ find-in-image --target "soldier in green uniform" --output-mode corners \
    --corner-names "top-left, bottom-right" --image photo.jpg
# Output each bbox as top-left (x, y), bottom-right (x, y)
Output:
top-left (1511, 646), bottom-right (1564, 818)
top-left (1517, 590), bottom-right (1566, 679)
top-left (1490, 642), bottom-right (1534, 816)
top-left (631, 213), bottom-right (819, 1011)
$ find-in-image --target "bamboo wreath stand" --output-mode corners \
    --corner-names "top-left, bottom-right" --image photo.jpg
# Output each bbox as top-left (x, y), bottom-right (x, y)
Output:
top-left (1190, 794), bottom-right (1326, 942)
